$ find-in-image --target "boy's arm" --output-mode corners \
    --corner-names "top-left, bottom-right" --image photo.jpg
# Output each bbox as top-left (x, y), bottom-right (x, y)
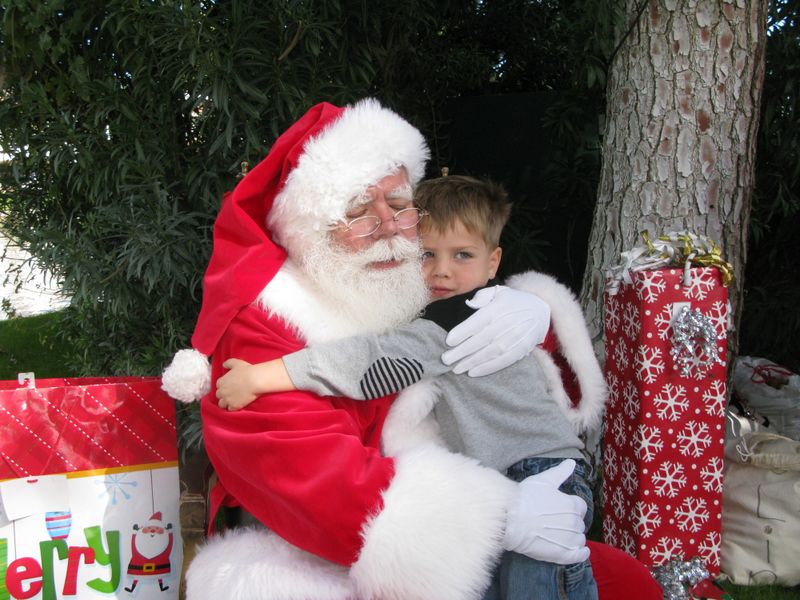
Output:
top-left (284, 318), bottom-right (450, 400)
top-left (216, 357), bottom-right (295, 410)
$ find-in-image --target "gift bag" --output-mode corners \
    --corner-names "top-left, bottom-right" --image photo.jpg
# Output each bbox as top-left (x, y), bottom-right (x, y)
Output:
top-left (721, 432), bottom-right (800, 586)
top-left (0, 376), bottom-right (182, 600)
top-left (732, 356), bottom-right (800, 441)
top-left (602, 234), bottom-right (730, 576)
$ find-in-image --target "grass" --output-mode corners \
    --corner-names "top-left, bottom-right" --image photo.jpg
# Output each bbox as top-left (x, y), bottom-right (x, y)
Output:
top-left (0, 310), bottom-right (72, 380)
top-left (719, 581), bottom-right (800, 599)
top-left (1, 314), bottom-right (799, 599)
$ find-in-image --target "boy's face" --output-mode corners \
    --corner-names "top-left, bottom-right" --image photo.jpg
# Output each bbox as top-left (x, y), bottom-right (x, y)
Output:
top-left (421, 219), bottom-right (501, 301)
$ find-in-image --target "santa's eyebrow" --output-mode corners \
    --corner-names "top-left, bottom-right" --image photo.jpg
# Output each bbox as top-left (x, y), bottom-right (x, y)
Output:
top-left (386, 183), bottom-right (413, 200)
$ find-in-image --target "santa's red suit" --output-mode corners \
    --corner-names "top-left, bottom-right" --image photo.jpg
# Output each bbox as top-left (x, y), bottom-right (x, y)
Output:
top-left (163, 99), bottom-right (662, 599)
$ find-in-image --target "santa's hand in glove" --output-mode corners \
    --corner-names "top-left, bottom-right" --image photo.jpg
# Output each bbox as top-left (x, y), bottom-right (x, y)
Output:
top-left (442, 285), bottom-right (551, 377)
top-left (503, 459), bottom-right (590, 565)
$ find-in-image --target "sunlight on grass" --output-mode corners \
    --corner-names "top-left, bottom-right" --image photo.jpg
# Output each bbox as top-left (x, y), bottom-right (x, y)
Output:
top-left (0, 311), bottom-right (71, 380)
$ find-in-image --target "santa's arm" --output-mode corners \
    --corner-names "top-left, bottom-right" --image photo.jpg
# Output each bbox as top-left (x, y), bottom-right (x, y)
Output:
top-left (441, 284), bottom-right (552, 377)
top-left (505, 271), bottom-right (607, 433)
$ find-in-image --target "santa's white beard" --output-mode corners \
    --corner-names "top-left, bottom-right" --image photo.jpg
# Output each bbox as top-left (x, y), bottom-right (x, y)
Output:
top-left (134, 531), bottom-right (170, 559)
top-left (301, 235), bottom-right (429, 335)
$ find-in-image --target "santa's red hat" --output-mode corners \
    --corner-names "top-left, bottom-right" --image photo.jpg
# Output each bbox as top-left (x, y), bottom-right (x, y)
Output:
top-left (162, 98), bottom-right (429, 402)
top-left (147, 512), bottom-right (163, 527)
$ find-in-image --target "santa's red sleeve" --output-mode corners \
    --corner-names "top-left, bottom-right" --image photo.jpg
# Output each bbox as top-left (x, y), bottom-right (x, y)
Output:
top-left (201, 304), bottom-right (518, 599)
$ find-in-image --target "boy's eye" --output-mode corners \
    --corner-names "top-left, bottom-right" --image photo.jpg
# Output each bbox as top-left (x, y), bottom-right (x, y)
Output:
top-left (421, 251), bottom-right (434, 261)
top-left (456, 251), bottom-right (473, 260)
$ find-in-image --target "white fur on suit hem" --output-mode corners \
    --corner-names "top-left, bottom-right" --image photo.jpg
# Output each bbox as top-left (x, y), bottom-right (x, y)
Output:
top-left (184, 527), bottom-right (355, 600)
top-left (380, 378), bottom-right (444, 455)
top-left (352, 444), bottom-right (514, 600)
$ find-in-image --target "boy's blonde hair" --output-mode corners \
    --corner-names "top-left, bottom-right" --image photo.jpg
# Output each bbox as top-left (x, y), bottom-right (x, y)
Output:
top-left (414, 175), bottom-right (512, 248)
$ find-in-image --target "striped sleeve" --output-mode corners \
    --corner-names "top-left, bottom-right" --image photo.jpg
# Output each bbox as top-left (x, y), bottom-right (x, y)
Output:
top-left (359, 357), bottom-right (424, 398)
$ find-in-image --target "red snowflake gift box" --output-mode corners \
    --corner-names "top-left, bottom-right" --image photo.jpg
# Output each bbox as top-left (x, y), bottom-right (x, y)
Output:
top-left (602, 265), bottom-right (728, 576)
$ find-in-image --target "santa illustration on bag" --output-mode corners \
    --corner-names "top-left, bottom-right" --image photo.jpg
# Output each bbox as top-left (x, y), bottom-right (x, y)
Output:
top-left (124, 511), bottom-right (174, 593)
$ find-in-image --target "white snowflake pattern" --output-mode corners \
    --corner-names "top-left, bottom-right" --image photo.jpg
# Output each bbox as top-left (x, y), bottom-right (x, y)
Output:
top-left (698, 531), bottom-right (721, 567)
top-left (623, 381), bottom-right (639, 419)
top-left (700, 456), bottom-right (724, 493)
top-left (603, 516), bottom-right (620, 547)
top-left (621, 458), bottom-right (639, 494)
top-left (606, 373), bottom-right (620, 408)
top-left (707, 300), bottom-right (728, 337)
top-left (613, 341), bottom-right (630, 371)
top-left (635, 425), bottom-right (664, 462)
top-left (654, 305), bottom-right (674, 340)
top-left (649, 536), bottom-right (684, 566)
top-left (604, 445), bottom-right (619, 479)
top-left (612, 487), bottom-right (628, 520)
top-left (652, 461), bottom-right (687, 498)
top-left (682, 270), bottom-right (716, 301)
top-left (674, 496), bottom-right (710, 533)
top-left (636, 271), bottom-right (667, 303)
top-left (677, 421), bottom-right (712, 458)
top-left (623, 304), bottom-right (641, 340)
top-left (653, 383), bottom-right (688, 421)
top-left (605, 297), bottom-right (621, 334)
top-left (612, 413), bottom-right (628, 447)
top-left (702, 380), bottom-right (726, 417)
top-left (620, 529), bottom-right (637, 556)
top-left (633, 501), bottom-right (662, 538)
top-left (636, 346), bottom-right (665, 384)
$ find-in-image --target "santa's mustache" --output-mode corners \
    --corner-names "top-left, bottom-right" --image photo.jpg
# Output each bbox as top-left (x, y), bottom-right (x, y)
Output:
top-left (347, 237), bottom-right (421, 267)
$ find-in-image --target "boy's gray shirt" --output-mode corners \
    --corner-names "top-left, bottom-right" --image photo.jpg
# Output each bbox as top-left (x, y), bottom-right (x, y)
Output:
top-left (283, 286), bottom-right (584, 471)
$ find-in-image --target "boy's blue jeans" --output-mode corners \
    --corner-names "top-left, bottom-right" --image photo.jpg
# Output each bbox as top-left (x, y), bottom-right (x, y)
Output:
top-left (483, 457), bottom-right (599, 600)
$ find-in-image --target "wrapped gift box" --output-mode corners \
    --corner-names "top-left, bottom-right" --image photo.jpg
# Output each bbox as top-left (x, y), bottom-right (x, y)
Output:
top-left (0, 377), bottom-right (182, 599)
top-left (602, 267), bottom-right (728, 575)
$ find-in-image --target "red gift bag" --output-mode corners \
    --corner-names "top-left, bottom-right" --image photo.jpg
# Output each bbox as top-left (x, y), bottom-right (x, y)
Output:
top-left (602, 267), bottom-right (728, 575)
top-left (0, 376), bottom-right (182, 599)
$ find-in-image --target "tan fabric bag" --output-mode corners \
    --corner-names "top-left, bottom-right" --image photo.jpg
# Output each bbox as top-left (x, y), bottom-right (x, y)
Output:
top-left (721, 432), bottom-right (800, 586)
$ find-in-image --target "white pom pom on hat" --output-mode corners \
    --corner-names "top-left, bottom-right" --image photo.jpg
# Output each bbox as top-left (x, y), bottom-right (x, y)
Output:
top-left (161, 348), bottom-right (211, 403)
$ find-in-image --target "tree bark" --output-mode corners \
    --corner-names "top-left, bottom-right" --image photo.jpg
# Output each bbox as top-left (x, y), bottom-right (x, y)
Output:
top-left (580, 0), bottom-right (768, 359)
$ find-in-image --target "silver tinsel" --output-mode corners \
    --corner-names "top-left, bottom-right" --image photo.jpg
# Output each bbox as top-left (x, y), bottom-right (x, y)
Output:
top-left (670, 307), bottom-right (723, 378)
top-left (651, 556), bottom-right (709, 600)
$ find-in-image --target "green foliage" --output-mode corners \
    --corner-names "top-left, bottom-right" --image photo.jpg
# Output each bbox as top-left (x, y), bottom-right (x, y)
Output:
top-left (0, 0), bottom-right (610, 380)
top-left (0, 0), bottom-right (455, 377)
top-left (739, 0), bottom-right (800, 373)
top-left (0, 311), bottom-right (70, 379)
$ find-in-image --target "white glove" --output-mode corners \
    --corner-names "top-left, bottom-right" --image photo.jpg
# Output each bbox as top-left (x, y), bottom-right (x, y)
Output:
top-left (503, 459), bottom-right (591, 565)
top-left (442, 285), bottom-right (551, 377)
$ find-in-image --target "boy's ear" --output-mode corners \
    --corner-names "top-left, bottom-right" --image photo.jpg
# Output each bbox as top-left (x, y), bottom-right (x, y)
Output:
top-left (489, 246), bottom-right (502, 279)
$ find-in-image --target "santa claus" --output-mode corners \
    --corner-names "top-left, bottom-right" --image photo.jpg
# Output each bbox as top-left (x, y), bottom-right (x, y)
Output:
top-left (163, 98), bottom-right (661, 599)
top-left (125, 511), bottom-right (174, 593)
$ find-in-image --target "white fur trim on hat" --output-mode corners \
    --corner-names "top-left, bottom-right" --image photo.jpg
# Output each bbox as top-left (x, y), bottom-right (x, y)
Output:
top-left (506, 271), bottom-right (608, 433)
top-left (161, 348), bottom-right (211, 403)
top-left (352, 444), bottom-right (513, 600)
top-left (268, 98), bottom-right (430, 255)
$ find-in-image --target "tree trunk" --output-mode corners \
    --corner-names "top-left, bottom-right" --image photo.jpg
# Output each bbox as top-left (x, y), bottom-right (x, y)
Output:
top-left (580, 0), bottom-right (768, 359)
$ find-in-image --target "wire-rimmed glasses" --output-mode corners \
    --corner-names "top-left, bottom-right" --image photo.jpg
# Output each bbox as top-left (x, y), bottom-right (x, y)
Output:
top-left (330, 207), bottom-right (428, 238)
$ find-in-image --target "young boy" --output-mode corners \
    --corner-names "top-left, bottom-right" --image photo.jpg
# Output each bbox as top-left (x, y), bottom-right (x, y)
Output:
top-left (216, 175), bottom-right (599, 600)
